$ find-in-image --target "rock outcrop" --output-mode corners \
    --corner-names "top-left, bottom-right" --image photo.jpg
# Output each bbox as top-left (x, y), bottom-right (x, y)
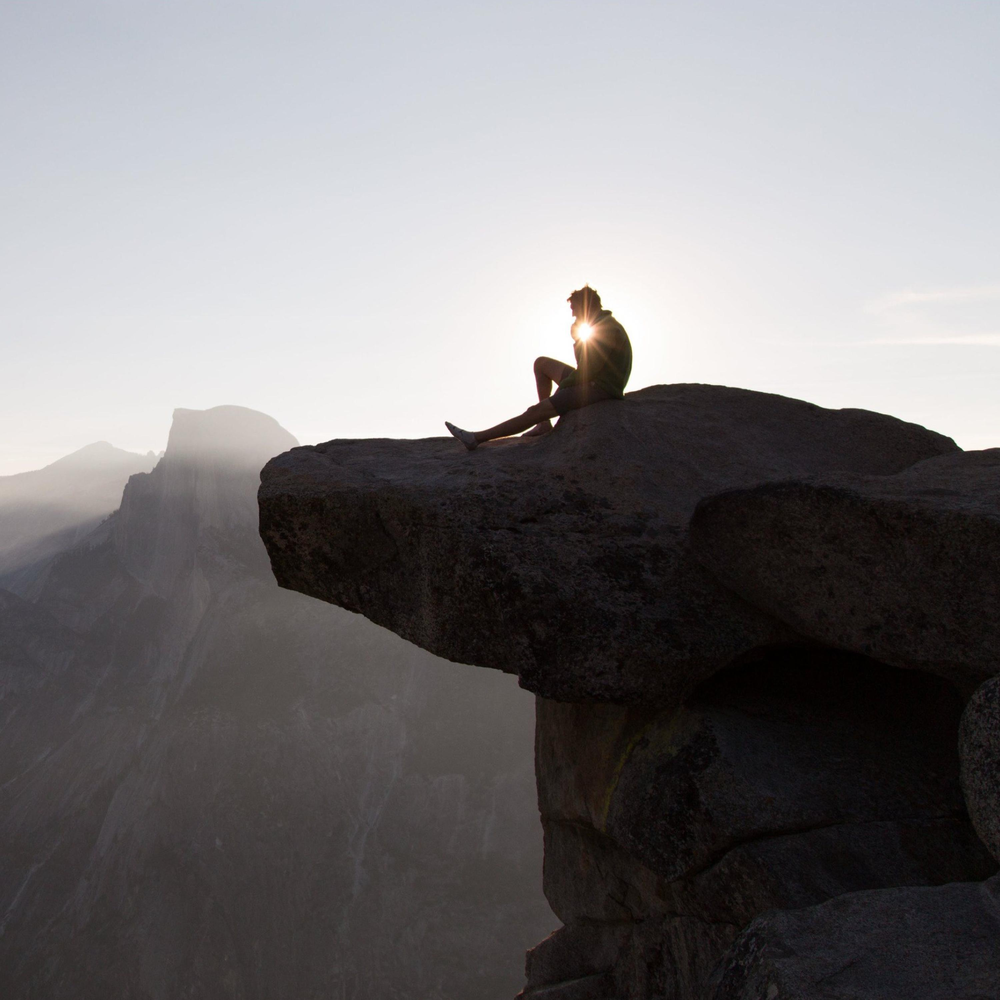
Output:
top-left (258, 384), bottom-right (956, 705)
top-left (529, 648), bottom-right (993, 998)
top-left (256, 384), bottom-right (999, 1000)
top-left (690, 448), bottom-right (1000, 692)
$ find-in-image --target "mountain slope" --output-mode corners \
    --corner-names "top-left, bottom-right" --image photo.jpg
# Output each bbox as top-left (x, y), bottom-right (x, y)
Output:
top-left (0, 406), bottom-right (549, 1000)
top-left (0, 440), bottom-right (157, 584)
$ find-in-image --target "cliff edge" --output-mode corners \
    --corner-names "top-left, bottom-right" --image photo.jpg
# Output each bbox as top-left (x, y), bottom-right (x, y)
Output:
top-left (258, 384), bottom-right (1000, 1000)
top-left (258, 383), bottom-right (956, 704)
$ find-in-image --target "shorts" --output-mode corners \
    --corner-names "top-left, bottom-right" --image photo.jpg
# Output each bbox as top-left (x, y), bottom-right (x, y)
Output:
top-left (549, 381), bottom-right (616, 416)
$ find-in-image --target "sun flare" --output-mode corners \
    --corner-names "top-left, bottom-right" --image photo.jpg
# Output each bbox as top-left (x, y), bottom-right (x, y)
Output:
top-left (577, 322), bottom-right (594, 341)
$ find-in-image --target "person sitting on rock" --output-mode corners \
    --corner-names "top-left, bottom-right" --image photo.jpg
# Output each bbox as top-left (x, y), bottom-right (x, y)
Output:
top-left (445, 285), bottom-right (632, 451)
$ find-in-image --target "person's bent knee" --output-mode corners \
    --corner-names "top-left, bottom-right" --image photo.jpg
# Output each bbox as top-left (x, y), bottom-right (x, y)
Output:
top-left (527, 400), bottom-right (556, 421)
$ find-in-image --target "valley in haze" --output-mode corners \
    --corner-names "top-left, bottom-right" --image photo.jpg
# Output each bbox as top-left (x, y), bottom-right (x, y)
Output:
top-left (0, 405), bottom-right (552, 1000)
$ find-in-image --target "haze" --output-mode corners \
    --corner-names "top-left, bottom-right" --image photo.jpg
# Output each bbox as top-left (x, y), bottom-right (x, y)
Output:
top-left (2, 0), bottom-right (998, 474)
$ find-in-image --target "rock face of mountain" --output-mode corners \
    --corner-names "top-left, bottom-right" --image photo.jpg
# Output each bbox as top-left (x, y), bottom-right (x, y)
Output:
top-left (257, 384), bottom-right (999, 1000)
top-left (0, 441), bottom-right (157, 584)
top-left (0, 406), bottom-right (550, 1000)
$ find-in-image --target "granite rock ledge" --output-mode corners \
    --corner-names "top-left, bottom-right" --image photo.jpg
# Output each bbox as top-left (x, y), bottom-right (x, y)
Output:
top-left (257, 383), bottom-right (955, 705)
top-left (690, 447), bottom-right (1000, 693)
top-left (257, 384), bottom-right (998, 1000)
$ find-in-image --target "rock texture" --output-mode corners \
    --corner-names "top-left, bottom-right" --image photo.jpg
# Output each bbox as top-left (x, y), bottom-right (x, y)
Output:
top-left (691, 448), bottom-right (1000, 692)
top-left (566, 652), bottom-right (969, 881)
top-left (527, 648), bottom-right (994, 999)
top-left (960, 675), bottom-right (1000, 863)
top-left (256, 384), bottom-right (1000, 1000)
top-left (712, 875), bottom-right (1000, 999)
top-left (258, 384), bottom-right (956, 704)
top-left (0, 406), bottom-right (551, 1000)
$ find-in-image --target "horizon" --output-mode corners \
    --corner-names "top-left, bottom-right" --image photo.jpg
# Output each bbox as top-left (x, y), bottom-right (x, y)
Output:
top-left (0, 379), bottom-right (990, 479)
top-left (2, 0), bottom-right (998, 475)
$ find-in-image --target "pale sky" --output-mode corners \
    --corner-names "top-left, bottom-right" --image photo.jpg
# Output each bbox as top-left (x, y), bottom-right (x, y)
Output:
top-left (2, 0), bottom-right (998, 474)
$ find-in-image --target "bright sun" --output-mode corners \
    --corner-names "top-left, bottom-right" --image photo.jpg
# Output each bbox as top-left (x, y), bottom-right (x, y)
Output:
top-left (577, 322), bottom-right (594, 340)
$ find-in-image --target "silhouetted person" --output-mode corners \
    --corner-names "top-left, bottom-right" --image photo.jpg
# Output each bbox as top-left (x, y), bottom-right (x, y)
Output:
top-left (446, 286), bottom-right (632, 450)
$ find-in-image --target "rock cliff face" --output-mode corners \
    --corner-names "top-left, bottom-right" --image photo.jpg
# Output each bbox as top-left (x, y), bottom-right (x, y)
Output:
top-left (0, 406), bottom-right (551, 1000)
top-left (258, 385), bottom-right (1000, 999)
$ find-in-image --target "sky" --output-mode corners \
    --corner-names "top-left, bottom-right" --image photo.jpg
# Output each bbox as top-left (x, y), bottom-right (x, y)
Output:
top-left (1, 0), bottom-right (998, 474)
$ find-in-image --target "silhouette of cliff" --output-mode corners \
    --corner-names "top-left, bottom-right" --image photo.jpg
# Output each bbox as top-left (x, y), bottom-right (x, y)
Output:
top-left (259, 384), bottom-right (1000, 999)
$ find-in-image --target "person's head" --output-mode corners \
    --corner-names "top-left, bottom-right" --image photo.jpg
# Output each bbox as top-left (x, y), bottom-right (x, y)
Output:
top-left (567, 285), bottom-right (601, 321)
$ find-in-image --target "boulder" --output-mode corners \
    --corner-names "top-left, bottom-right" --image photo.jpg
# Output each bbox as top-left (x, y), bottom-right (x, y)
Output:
top-left (691, 448), bottom-right (1000, 692)
top-left (960, 675), bottom-right (1000, 862)
top-left (711, 875), bottom-right (1000, 999)
top-left (258, 384), bottom-right (955, 704)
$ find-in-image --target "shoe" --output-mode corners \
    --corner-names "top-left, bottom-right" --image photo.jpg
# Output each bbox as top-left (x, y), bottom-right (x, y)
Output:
top-left (445, 421), bottom-right (478, 451)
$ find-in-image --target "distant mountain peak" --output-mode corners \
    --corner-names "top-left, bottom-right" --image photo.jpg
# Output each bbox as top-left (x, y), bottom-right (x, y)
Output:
top-left (74, 441), bottom-right (116, 454)
top-left (164, 406), bottom-right (298, 465)
top-left (37, 441), bottom-right (151, 474)
top-left (0, 442), bottom-right (159, 582)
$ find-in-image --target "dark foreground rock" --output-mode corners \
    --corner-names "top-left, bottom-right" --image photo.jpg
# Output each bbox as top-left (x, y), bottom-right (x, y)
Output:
top-left (538, 649), bottom-right (975, 885)
top-left (258, 384), bottom-right (955, 704)
top-left (960, 676), bottom-right (1000, 862)
top-left (691, 448), bottom-right (1000, 692)
top-left (526, 649), bottom-right (995, 999)
top-left (712, 875), bottom-right (1000, 999)
top-left (256, 386), bottom-right (998, 1000)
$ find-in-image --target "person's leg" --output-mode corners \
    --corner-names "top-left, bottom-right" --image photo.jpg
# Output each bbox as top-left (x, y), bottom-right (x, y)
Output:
top-left (446, 385), bottom-right (614, 451)
top-left (526, 357), bottom-right (573, 436)
top-left (534, 356), bottom-right (573, 400)
top-left (475, 398), bottom-right (559, 443)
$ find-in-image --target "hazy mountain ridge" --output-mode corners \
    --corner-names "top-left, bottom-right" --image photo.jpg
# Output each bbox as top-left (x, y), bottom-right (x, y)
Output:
top-left (0, 440), bottom-right (158, 590)
top-left (0, 406), bottom-right (550, 1000)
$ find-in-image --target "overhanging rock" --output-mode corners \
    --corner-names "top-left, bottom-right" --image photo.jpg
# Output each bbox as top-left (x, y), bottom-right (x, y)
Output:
top-left (690, 448), bottom-right (1000, 692)
top-left (258, 384), bottom-right (956, 704)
